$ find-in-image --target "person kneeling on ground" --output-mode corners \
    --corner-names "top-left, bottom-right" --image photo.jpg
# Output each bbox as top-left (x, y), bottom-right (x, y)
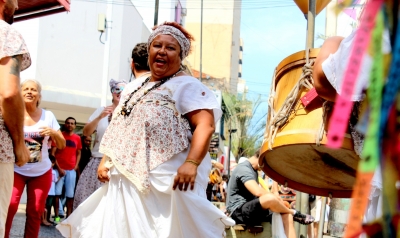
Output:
top-left (226, 150), bottom-right (314, 238)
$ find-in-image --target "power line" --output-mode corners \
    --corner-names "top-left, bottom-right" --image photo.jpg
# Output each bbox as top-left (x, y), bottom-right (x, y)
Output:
top-left (74, 0), bottom-right (296, 10)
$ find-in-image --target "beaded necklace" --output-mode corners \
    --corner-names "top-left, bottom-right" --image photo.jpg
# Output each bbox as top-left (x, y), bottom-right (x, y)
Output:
top-left (119, 70), bottom-right (182, 117)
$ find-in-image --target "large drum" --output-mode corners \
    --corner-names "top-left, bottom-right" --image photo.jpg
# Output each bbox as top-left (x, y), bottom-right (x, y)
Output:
top-left (259, 49), bottom-right (360, 198)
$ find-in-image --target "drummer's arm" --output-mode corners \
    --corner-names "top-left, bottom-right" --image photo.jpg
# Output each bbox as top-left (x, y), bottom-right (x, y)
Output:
top-left (244, 180), bottom-right (270, 197)
top-left (313, 36), bottom-right (344, 102)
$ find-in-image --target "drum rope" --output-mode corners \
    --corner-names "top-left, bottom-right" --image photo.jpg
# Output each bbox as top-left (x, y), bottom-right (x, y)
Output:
top-left (265, 50), bottom-right (317, 149)
top-left (318, 101), bottom-right (332, 146)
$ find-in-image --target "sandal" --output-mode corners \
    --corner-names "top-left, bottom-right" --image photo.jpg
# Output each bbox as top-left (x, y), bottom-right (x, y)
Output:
top-left (293, 210), bottom-right (315, 225)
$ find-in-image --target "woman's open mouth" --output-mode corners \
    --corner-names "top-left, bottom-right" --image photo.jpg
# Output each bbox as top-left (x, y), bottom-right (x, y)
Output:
top-left (155, 58), bottom-right (166, 67)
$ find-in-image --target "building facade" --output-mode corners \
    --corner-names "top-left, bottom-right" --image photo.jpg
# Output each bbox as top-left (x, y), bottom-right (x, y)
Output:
top-left (184, 0), bottom-right (242, 94)
top-left (129, 0), bottom-right (188, 30)
top-left (14, 1), bottom-right (161, 124)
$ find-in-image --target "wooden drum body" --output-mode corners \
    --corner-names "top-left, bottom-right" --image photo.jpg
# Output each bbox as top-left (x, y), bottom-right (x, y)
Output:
top-left (260, 49), bottom-right (360, 198)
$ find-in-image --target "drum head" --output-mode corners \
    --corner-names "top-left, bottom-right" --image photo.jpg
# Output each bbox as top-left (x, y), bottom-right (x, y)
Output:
top-left (260, 144), bottom-right (360, 198)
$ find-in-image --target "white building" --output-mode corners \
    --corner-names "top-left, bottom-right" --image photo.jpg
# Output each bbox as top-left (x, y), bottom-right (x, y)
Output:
top-left (15, 0), bottom-right (186, 125)
top-left (129, 0), bottom-right (187, 30)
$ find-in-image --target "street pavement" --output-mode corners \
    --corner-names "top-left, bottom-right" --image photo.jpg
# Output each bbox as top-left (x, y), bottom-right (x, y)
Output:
top-left (10, 203), bottom-right (337, 238)
top-left (9, 204), bottom-right (64, 238)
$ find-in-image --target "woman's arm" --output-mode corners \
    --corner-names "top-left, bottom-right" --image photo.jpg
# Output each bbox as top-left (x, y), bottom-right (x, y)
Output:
top-left (52, 130), bottom-right (66, 149)
top-left (83, 106), bottom-right (114, 136)
top-left (97, 156), bottom-right (110, 183)
top-left (0, 55), bottom-right (30, 166)
top-left (40, 127), bottom-right (65, 149)
top-left (172, 109), bottom-right (215, 191)
top-left (313, 36), bottom-right (344, 102)
top-left (83, 117), bottom-right (101, 136)
top-left (219, 182), bottom-right (225, 201)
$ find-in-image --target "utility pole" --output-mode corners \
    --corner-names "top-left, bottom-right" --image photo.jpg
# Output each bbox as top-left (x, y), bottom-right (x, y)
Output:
top-left (306, 0), bottom-right (316, 49)
top-left (227, 129), bottom-right (237, 178)
top-left (296, 1), bottom-right (315, 237)
top-left (199, 0), bottom-right (203, 81)
top-left (154, 0), bottom-right (159, 26)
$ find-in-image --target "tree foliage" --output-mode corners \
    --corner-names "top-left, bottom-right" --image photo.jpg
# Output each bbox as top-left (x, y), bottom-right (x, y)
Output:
top-left (222, 92), bottom-right (267, 161)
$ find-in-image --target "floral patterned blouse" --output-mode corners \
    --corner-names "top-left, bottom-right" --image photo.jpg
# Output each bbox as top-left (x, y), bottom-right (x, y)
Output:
top-left (100, 75), bottom-right (222, 193)
top-left (0, 20), bottom-right (31, 163)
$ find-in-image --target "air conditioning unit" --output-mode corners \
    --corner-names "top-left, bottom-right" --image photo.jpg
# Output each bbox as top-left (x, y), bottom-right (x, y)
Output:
top-left (181, 8), bottom-right (187, 16)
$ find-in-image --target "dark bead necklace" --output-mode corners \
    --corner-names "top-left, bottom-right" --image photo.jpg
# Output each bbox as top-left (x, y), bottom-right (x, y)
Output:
top-left (119, 70), bottom-right (182, 117)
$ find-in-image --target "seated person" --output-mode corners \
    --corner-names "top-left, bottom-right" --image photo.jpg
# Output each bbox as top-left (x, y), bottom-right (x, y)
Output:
top-left (226, 150), bottom-right (314, 238)
top-left (219, 174), bottom-right (229, 202)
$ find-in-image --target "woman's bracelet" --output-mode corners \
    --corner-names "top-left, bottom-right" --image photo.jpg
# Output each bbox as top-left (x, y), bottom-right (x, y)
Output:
top-left (185, 159), bottom-right (200, 167)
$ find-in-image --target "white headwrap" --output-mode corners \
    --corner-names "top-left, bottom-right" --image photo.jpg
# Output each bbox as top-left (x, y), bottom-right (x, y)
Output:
top-left (148, 25), bottom-right (190, 59)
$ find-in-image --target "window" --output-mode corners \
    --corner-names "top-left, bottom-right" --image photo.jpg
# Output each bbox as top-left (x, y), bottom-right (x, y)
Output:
top-left (239, 59), bottom-right (242, 64)
top-left (238, 72), bottom-right (242, 78)
top-left (240, 46), bottom-right (243, 51)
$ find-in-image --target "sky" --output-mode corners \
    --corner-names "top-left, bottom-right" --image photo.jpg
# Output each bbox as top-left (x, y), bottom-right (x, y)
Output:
top-left (240, 3), bottom-right (326, 99)
top-left (239, 1), bottom-right (327, 129)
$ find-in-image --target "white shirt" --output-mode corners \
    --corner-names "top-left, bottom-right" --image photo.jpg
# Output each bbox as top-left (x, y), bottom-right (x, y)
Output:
top-left (88, 107), bottom-right (110, 158)
top-left (322, 29), bottom-right (391, 101)
top-left (14, 109), bottom-right (60, 177)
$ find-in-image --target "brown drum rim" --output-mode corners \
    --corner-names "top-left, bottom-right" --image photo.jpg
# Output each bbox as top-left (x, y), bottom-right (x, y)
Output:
top-left (259, 142), bottom-right (357, 198)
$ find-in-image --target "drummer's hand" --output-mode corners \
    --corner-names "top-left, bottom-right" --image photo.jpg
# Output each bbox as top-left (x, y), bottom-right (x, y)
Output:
top-left (173, 162), bottom-right (198, 191)
top-left (97, 157), bottom-right (110, 183)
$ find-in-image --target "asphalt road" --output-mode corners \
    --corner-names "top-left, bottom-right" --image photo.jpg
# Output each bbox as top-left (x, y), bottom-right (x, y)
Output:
top-left (9, 204), bottom-right (64, 238)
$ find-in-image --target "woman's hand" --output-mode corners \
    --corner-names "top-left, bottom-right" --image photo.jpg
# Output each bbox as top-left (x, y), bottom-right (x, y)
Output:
top-left (39, 126), bottom-right (55, 137)
top-left (97, 156), bottom-right (110, 183)
top-left (173, 162), bottom-right (198, 191)
top-left (99, 106), bottom-right (115, 119)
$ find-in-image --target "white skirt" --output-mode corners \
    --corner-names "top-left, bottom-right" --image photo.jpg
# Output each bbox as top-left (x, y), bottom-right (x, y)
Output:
top-left (57, 154), bottom-right (234, 238)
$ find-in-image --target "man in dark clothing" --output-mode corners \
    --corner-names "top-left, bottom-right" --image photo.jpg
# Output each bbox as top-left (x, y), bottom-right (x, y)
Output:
top-left (226, 151), bottom-right (314, 238)
top-left (78, 135), bottom-right (92, 174)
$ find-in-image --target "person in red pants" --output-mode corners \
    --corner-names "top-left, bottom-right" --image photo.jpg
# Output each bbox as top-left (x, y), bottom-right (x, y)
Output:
top-left (5, 79), bottom-right (65, 238)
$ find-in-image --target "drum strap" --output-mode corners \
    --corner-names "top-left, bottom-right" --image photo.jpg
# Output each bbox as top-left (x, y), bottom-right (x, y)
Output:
top-left (266, 49), bottom-right (315, 149)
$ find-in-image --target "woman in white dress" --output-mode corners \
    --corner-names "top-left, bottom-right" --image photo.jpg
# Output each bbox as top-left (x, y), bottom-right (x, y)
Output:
top-left (57, 22), bottom-right (234, 238)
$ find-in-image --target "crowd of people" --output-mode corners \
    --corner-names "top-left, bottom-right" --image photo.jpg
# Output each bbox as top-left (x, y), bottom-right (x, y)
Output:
top-left (0, 0), bottom-right (384, 237)
top-left (3, 41), bottom-right (152, 236)
top-left (0, 0), bottom-right (317, 236)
